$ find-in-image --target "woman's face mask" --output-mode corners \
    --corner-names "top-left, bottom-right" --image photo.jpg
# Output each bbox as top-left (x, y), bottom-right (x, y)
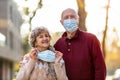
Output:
top-left (37, 50), bottom-right (55, 62)
top-left (63, 19), bottom-right (78, 32)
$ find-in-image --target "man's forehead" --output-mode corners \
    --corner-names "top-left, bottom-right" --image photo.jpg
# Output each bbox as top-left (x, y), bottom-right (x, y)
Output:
top-left (62, 9), bottom-right (77, 18)
top-left (61, 8), bottom-right (78, 19)
top-left (63, 9), bottom-right (76, 15)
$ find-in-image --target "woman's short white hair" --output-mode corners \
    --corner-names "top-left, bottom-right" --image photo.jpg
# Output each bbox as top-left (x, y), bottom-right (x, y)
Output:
top-left (29, 26), bottom-right (50, 48)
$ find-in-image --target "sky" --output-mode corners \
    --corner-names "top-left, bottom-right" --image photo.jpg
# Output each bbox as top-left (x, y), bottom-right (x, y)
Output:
top-left (16, 0), bottom-right (78, 35)
top-left (32, 0), bottom-right (78, 33)
top-left (14, 0), bottom-right (120, 39)
top-left (85, 0), bottom-right (120, 40)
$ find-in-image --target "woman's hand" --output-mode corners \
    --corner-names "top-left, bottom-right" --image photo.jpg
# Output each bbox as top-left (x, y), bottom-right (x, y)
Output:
top-left (29, 48), bottom-right (38, 60)
top-left (54, 51), bottom-right (63, 63)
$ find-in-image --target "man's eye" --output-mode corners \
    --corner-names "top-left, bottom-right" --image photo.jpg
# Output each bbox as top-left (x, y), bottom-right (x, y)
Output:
top-left (64, 16), bottom-right (68, 19)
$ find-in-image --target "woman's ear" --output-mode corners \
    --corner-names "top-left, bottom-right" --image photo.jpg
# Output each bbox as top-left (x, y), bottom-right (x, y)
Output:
top-left (34, 41), bottom-right (37, 47)
top-left (60, 19), bottom-right (63, 25)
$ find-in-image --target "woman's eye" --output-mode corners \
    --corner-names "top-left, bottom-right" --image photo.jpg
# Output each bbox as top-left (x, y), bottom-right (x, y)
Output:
top-left (45, 35), bottom-right (49, 37)
top-left (38, 36), bottom-right (43, 38)
top-left (38, 35), bottom-right (49, 38)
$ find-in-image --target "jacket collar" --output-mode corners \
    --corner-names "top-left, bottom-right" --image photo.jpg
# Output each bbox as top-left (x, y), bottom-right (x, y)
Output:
top-left (62, 29), bottom-right (80, 41)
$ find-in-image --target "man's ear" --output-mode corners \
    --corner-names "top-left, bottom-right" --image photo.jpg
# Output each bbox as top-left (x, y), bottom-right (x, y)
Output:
top-left (60, 19), bottom-right (63, 25)
top-left (77, 16), bottom-right (79, 24)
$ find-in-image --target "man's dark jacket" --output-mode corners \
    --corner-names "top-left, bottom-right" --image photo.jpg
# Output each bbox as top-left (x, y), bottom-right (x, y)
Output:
top-left (54, 29), bottom-right (106, 80)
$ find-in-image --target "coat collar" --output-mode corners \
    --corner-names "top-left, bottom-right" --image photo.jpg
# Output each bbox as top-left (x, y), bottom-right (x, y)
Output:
top-left (62, 29), bottom-right (80, 41)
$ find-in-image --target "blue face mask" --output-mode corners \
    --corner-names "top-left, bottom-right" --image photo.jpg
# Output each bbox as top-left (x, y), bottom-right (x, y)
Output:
top-left (63, 19), bottom-right (78, 32)
top-left (37, 50), bottom-right (55, 62)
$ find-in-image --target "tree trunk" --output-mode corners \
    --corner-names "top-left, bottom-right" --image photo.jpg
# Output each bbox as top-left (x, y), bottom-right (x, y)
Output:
top-left (76, 0), bottom-right (87, 31)
top-left (102, 0), bottom-right (110, 58)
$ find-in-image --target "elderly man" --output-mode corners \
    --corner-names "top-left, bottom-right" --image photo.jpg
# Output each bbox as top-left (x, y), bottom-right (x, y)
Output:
top-left (54, 8), bottom-right (106, 80)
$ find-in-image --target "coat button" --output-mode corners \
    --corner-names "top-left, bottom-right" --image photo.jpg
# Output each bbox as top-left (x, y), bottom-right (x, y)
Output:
top-left (68, 49), bottom-right (70, 51)
top-left (68, 43), bottom-right (71, 45)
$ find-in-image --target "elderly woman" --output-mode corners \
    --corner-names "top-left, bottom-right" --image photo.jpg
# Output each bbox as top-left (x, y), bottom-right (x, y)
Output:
top-left (16, 26), bottom-right (68, 80)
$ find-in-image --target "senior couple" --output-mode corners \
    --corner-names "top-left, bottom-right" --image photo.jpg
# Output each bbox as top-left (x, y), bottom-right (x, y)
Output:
top-left (16, 8), bottom-right (106, 80)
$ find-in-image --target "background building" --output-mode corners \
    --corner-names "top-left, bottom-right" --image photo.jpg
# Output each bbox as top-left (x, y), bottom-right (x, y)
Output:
top-left (0, 0), bottom-right (23, 80)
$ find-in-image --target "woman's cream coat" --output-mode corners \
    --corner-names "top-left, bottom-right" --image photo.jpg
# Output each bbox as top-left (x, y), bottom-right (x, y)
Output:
top-left (16, 54), bottom-right (68, 80)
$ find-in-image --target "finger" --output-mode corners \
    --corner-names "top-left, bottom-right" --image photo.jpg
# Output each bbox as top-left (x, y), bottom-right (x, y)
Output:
top-left (31, 48), bottom-right (37, 53)
top-left (30, 50), bottom-right (37, 56)
top-left (55, 57), bottom-right (61, 63)
top-left (54, 50), bottom-right (59, 53)
top-left (56, 51), bottom-right (63, 57)
top-left (33, 52), bottom-right (37, 57)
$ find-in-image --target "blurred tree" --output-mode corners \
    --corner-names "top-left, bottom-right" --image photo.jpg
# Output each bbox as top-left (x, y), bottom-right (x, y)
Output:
top-left (51, 32), bottom-right (63, 45)
top-left (102, 0), bottom-right (110, 58)
top-left (19, 0), bottom-right (43, 54)
top-left (76, 0), bottom-right (87, 31)
top-left (22, 0), bottom-right (42, 31)
top-left (106, 52), bottom-right (120, 75)
top-left (105, 27), bottom-right (120, 75)
top-left (22, 34), bottom-right (31, 54)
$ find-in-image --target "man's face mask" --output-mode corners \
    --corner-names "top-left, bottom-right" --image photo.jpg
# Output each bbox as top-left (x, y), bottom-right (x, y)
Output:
top-left (63, 19), bottom-right (78, 32)
top-left (37, 50), bottom-right (55, 62)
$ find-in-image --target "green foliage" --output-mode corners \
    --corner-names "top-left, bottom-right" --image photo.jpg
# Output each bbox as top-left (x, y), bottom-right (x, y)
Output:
top-left (22, 34), bottom-right (31, 54)
top-left (106, 52), bottom-right (120, 75)
top-left (20, 0), bottom-right (43, 31)
top-left (23, 7), bottom-right (29, 15)
top-left (13, 62), bottom-right (19, 72)
top-left (51, 32), bottom-right (63, 46)
top-left (106, 34), bottom-right (120, 75)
